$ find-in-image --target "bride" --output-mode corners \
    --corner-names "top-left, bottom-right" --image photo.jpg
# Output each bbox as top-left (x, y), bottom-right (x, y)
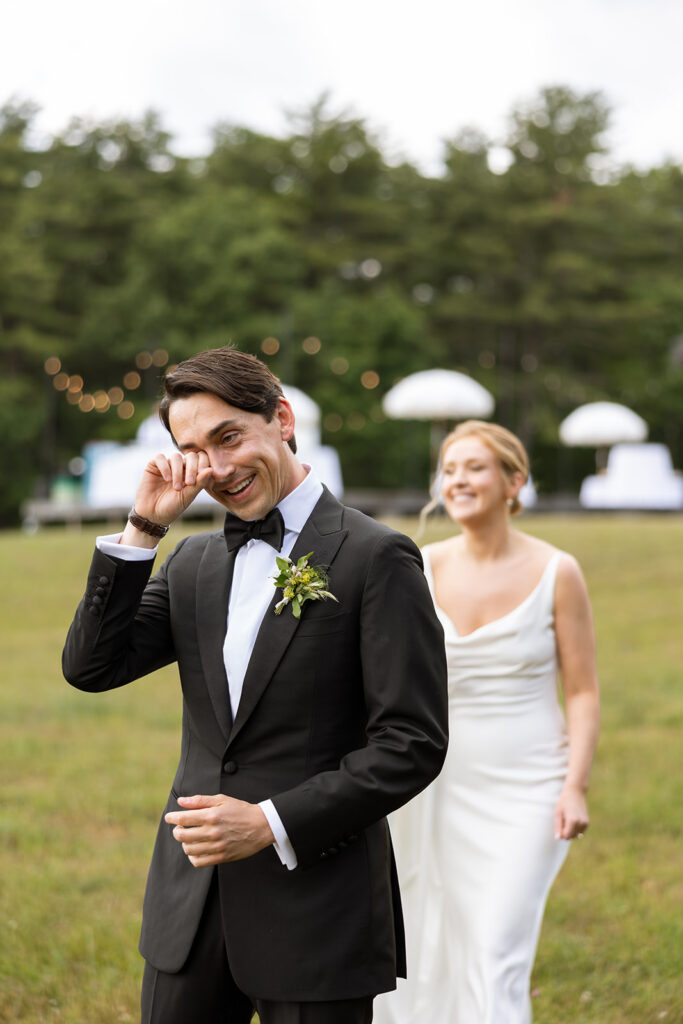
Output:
top-left (376, 421), bottom-right (600, 1024)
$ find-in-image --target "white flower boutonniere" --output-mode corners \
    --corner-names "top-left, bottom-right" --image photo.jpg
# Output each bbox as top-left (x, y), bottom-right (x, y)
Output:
top-left (272, 552), bottom-right (338, 619)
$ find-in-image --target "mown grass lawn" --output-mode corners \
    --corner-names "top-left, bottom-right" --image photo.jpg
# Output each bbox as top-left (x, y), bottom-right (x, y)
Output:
top-left (1, 514), bottom-right (681, 1023)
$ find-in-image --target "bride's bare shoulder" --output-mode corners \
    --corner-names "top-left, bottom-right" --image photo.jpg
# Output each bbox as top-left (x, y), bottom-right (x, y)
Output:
top-left (422, 536), bottom-right (463, 571)
top-left (513, 530), bottom-right (561, 563)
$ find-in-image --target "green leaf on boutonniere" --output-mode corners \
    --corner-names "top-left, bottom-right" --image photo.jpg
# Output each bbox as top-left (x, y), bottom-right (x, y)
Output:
top-left (272, 552), bottom-right (338, 617)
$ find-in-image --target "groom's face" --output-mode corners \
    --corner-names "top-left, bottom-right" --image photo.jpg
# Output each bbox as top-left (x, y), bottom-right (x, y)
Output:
top-left (169, 391), bottom-right (300, 521)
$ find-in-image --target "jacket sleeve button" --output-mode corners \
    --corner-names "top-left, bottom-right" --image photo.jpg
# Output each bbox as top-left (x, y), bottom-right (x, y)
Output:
top-left (98, 576), bottom-right (109, 585)
top-left (222, 761), bottom-right (238, 775)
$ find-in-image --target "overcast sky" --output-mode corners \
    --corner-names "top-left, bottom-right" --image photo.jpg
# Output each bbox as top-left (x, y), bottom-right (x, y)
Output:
top-left (3, 0), bottom-right (682, 173)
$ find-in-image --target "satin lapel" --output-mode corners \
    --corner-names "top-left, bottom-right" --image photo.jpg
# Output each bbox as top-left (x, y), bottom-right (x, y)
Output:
top-left (226, 489), bottom-right (347, 748)
top-left (196, 532), bottom-right (235, 743)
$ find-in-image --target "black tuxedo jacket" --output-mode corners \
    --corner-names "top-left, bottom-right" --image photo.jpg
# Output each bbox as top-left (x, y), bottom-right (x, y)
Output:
top-left (63, 488), bottom-right (448, 1001)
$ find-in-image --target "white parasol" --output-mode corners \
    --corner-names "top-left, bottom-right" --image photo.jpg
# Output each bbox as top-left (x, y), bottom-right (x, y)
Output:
top-left (382, 369), bottom-right (494, 421)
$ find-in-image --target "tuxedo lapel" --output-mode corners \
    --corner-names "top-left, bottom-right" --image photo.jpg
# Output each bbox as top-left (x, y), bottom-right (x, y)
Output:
top-left (196, 532), bottom-right (236, 743)
top-left (226, 488), bottom-right (347, 748)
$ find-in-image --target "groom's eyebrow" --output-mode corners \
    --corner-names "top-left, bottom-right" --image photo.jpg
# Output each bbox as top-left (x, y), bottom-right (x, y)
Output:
top-left (177, 419), bottom-right (240, 451)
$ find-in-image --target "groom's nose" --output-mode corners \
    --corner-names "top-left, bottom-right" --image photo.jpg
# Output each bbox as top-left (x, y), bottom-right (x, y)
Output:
top-left (206, 447), bottom-right (236, 481)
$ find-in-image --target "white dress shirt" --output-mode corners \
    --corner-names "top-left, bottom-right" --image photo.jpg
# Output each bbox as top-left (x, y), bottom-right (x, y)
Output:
top-left (96, 467), bottom-right (324, 870)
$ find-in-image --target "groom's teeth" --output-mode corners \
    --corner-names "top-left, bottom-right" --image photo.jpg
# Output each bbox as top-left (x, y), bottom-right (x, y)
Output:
top-left (227, 476), bottom-right (254, 495)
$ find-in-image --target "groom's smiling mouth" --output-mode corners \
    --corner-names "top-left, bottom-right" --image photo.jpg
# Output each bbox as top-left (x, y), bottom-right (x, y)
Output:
top-left (224, 475), bottom-right (256, 496)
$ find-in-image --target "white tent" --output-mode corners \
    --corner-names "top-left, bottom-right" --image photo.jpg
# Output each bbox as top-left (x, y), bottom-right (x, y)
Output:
top-left (580, 443), bottom-right (683, 509)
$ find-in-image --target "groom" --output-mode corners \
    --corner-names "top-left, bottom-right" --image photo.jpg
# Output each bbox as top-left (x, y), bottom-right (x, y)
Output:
top-left (63, 345), bottom-right (448, 1024)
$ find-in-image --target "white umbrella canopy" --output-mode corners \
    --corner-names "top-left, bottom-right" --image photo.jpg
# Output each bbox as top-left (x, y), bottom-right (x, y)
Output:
top-left (559, 402), bottom-right (648, 447)
top-left (382, 369), bottom-right (494, 421)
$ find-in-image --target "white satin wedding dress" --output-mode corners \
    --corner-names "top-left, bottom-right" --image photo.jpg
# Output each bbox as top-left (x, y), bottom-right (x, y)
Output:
top-left (376, 548), bottom-right (570, 1024)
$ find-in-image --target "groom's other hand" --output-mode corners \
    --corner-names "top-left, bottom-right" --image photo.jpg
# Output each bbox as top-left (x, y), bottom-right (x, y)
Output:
top-left (165, 794), bottom-right (275, 867)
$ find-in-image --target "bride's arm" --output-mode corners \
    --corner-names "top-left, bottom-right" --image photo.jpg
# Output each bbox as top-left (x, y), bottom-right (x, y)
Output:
top-left (553, 554), bottom-right (601, 840)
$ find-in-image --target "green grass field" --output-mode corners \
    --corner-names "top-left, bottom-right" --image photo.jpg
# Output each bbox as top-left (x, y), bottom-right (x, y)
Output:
top-left (1, 515), bottom-right (681, 1023)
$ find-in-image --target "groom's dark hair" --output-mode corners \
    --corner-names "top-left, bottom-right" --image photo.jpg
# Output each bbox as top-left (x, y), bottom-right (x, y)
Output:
top-left (159, 345), bottom-right (296, 453)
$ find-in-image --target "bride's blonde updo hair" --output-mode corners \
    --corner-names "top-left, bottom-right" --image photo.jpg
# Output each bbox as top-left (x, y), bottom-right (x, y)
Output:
top-left (421, 420), bottom-right (530, 525)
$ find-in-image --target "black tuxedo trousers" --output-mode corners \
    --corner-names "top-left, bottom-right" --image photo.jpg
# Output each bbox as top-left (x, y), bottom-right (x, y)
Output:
top-left (63, 489), bottom-right (448, 1001)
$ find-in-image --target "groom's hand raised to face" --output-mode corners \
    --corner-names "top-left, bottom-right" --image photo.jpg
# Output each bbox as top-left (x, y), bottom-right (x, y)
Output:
top-left (121, 450), bottom-right (214, 547)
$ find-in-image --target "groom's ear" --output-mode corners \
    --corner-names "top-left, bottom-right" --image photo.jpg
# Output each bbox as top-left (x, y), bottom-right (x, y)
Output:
top-left (276, 398), bottom-right (296, 443)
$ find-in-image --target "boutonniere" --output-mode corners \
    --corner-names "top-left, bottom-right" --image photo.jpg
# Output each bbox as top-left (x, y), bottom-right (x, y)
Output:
top-left (272, 552), bottom-right (338, 619)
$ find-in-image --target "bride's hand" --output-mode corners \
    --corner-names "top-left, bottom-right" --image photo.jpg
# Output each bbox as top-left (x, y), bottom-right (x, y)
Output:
top-left (554, 784), bottom-right (589, 840)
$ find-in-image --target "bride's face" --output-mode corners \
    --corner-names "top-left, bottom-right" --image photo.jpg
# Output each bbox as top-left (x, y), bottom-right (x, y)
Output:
top-left (440, 436), bottom-right (512, 524)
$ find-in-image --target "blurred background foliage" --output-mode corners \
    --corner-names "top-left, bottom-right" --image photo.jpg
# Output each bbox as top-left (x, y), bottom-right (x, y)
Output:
top-left (1, 86), bottom-right (682, 523)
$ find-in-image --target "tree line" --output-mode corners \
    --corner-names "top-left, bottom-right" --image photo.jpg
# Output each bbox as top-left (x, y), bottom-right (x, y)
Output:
top-left (1, 86), bottom-right (682, 523)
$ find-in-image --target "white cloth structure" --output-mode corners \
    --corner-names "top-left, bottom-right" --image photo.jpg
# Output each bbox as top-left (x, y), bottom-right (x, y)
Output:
top-left (579, 443), bottom-right (683, 509)
top-left (375, 549), bottom-right (569, 1024)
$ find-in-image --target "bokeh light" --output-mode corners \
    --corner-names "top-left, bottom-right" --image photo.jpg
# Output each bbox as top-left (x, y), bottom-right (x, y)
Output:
top-left (261, 337), bottom-right (280, 355)
top-left (361, 370), bottom-right (380, 390)
top-left (413, 283), bottom-right (435, 304)
top-left (152, 348), bottom-right (169, 367)
top-left (108, 386), bottom-right (124, 405)
top-left (66, 391), bottom-right (82, 405)
top-left (478, 350), bottom-right (496, 369)
top-left (93, 391), bottom-right (111, 413)
top-left (331, 357), bottom-right (349, 375)
top-left (53, 373), bottom-right (69, 391)
top-left (117, 401), bottom-right (135, 420)
top-left (135, 352), bottom-right (153, 370)
top-left (302, 336), bottom-right (322, 355)
top-left (359, 259), bottom-right (382, 280)
top-left (323, 413), bottom-right (343, 432)
top-left (123, 371), bottom-right (141, 390)
top-left (79, 394), bottom-right (95, 412)
top-left (68, 374), bottom-right (84, 392)
top-left (44, 356), bottom-right (61, 375)
top-left (347, 412), bottom-right (367, 430)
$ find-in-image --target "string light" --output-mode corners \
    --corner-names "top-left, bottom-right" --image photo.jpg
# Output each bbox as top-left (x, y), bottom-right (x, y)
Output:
top-left (323, 413), bottom-right (343, 432)
top-left (43, 351), bottom-right (165, 418)
top-left (118, 401), bottom-right (135, 420)
top-left (135, 352), bottom-right (153, 370)
top-left (361, 370), bottom-right (380, 390)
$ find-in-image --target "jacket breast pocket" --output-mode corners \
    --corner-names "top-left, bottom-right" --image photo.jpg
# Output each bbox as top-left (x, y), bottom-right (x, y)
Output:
top-left (294, 608), bottom-right (353, 638)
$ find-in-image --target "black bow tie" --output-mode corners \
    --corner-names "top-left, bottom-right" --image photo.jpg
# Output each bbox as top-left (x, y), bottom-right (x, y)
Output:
top-left (224, 507), bottom-right (285, 553)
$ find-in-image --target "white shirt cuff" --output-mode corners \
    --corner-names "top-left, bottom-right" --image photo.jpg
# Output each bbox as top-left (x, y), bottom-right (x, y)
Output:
top-left (96, 533), bottom-right (158, 561)
top-left (259, 799), bottom-right (298, 870)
